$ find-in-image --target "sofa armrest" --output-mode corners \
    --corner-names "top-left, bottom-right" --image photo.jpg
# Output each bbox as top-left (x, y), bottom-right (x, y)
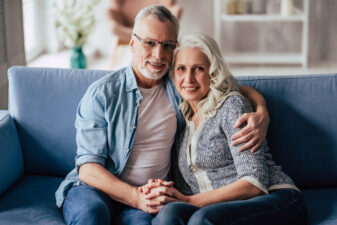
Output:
top-left (0, 111), bottom-right (24, 195)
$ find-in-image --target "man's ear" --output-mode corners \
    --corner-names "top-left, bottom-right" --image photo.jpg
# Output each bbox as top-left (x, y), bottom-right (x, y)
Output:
top-left (129, 38), bottom-right (135, 53)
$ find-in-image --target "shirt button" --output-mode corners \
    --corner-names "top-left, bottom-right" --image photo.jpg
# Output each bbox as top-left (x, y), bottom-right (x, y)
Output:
top-left (137, 103), bottom-right (140, 107)
top-left (133, 126), bottom-right (137, 129)
top-left (125, 148), bottom-right (129, 152)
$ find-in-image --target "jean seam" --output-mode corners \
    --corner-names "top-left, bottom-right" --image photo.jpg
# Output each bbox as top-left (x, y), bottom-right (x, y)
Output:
top-left (230, 193), bottom-right (300, 225)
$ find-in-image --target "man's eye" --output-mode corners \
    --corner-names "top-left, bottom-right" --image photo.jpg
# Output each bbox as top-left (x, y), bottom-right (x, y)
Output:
top-left (196, 66), bottom-right (204, 71)
top-left (144, 41), bottom-right (156, 47)
top-left (162, 43), bottom-right (176, 50)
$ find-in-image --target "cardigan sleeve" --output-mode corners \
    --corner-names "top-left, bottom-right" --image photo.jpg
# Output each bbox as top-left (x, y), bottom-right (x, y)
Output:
top-left (221, 94), bottom-right (269, 193)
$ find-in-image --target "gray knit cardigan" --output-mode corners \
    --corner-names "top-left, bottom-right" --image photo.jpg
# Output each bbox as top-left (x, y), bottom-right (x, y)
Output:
top-left (171, 94), bottom-right (298, 195)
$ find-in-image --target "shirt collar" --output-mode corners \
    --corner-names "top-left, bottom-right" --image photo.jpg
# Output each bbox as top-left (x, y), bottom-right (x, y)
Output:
top-left (125, 65), bottom-right (139, 92)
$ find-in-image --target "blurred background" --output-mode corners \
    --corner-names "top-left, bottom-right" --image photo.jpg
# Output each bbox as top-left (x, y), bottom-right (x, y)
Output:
top-left (0, 0), bottom-right (337, 109)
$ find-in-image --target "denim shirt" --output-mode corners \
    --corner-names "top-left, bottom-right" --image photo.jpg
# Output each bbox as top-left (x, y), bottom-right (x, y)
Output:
top-left (55, 65), bottom-right (184, 207)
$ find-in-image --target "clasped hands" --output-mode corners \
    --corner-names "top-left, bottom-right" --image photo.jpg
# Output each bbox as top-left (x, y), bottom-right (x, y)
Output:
top-left (136, 178), bottom-right (188, 214)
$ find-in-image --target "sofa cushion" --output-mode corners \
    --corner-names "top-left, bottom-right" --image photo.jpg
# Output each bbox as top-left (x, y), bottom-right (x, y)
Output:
top-left (237, 75), bottom-right (337, 189)
top-left (0, 175), bottom-right (65, 225)
top-left (8, 67), bottom-right (108, 176)
top-left (302, 189), bottom-right (337, 225)
top-left (0, 112), bottom-right (23, 195)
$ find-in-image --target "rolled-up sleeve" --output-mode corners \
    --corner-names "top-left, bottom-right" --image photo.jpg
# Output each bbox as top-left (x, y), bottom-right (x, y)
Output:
top-left (75, 84), bottom-right (108, 171)
top-left (222, 95), bottom-right (269, 194)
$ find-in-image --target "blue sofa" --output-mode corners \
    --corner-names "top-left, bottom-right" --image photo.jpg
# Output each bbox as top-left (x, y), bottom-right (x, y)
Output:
top-left (1, 66), bottom-right (337, 225)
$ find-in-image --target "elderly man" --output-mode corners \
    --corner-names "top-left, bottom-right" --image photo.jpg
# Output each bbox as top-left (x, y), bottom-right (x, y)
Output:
top-left (55, 5), bottom-right (269, 225)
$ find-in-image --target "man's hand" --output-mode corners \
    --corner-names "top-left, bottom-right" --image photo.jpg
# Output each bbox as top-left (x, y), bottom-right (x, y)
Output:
top-left (136, 179), bottom-right (175, 214)
top-left (144, 186), bottom-right (189, 203)
top-left (134, 187), bottom-right (163, 214)
top-left (231, 107), bottom-right (270, 152)
top-left (137, 179), bottom-right (177, 214)
top-left (135, 185), bottom-right (178, 214)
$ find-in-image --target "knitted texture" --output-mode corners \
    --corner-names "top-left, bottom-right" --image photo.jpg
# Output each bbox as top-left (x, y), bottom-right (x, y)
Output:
top-left (172, 94), bottom-right (297, 195)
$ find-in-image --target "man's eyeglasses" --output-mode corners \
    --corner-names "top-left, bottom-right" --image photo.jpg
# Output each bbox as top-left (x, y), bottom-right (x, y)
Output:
top-left (133, 33), bottom-right (178, 52)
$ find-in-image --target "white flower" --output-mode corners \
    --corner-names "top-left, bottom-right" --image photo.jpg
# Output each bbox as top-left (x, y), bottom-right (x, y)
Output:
top-left (54, 0), bottom-right (100, 47)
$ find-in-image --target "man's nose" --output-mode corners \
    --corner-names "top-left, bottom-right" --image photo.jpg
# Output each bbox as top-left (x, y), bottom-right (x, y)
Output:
top-left (152, 44), bottom-right (165, 59)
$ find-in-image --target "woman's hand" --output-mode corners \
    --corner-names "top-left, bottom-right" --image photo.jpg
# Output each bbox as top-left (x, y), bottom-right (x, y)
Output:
top-left (139, 179), bottom-right (174, 194)
top-left (137, 179), bottom-right (177, 214)
top-left (144, 185), bottom-right (189, 204)
top-left (138, 179), bottom-right (190, 213)
top-left (231, 106), bottom-right (270, 153)
top-left (134, 187), bottom-right (163, 214)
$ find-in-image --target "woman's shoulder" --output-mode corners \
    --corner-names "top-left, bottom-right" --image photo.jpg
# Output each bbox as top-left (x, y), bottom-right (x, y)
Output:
top-left (219, 93), bottom-right (254, 115)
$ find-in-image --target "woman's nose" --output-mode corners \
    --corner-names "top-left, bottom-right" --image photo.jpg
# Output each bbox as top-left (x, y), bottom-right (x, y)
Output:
top-left (185, 70), bottom-right (194, 82)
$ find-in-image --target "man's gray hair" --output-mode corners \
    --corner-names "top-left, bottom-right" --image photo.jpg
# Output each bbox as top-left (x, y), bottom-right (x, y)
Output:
top-left (133, 5), bottom-right (179, 35)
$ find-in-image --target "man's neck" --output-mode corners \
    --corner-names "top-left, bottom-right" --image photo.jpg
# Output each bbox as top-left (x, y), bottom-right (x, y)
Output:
top-left (135, 75), bottom-right (162, 88)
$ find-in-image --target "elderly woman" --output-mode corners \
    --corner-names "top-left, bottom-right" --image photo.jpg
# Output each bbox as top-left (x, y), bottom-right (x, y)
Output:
top-left (143, 33), bottom-right (307, 225)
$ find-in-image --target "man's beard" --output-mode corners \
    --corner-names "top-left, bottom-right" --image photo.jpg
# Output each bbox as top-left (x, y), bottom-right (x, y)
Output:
top-left (138, 60), bottom-right (168, 80)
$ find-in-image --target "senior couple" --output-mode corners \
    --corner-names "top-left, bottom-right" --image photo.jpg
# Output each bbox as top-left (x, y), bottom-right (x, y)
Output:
top-left (55, 5), bottom-right (307, 225)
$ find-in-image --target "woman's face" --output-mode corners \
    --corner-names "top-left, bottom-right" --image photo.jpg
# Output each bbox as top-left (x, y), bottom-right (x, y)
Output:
top-left (174, 47), bottom-right (210, 106)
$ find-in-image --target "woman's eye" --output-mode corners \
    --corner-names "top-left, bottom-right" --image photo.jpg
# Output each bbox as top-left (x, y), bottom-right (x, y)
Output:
top-left (176, 66), bottom-right (184, 71)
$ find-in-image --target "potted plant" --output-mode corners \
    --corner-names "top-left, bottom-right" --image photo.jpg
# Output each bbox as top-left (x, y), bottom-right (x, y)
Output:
top-left (54, 0), bottom-right (100, 69)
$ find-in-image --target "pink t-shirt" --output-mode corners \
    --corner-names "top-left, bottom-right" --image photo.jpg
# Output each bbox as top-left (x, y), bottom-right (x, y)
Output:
top-left (120, 83), bottom-right (177, 186)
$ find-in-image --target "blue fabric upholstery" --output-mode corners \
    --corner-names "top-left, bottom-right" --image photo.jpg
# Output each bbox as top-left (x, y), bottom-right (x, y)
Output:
top-left (302, 189), bottom-right (337, 225)
top-left (237, 75), bottom-right (337, 188)
top-left (0, 176), bottom-right (65, 225)
top-left (7, 67), bottom-right (108, 176)
top-left (0, 112), bottom-right (23, 195)
top-left (1, 67), bottom-right (337, 225)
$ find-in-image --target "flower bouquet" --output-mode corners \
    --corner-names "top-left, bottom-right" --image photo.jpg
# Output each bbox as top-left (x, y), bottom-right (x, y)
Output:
top-left (54, 0), bottom-right (100, 68)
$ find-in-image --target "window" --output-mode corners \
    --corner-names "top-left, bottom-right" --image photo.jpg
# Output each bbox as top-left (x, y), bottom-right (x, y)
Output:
top-left (22, 0), bottom-right (44, 62)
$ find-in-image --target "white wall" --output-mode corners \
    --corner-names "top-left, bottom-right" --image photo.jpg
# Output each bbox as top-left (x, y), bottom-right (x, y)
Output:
top-left (176, 0), bottom-right (337, 63)
top-left (38, 0), bottom-right (113, 58)
top-left (34, 0), bottom-right (337, 64)
top-left (86, 0), bottom-right (114, 58)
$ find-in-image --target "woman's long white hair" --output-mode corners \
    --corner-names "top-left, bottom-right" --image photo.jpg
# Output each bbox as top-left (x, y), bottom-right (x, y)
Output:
top-left (171, 33), bottom-right (240, 120)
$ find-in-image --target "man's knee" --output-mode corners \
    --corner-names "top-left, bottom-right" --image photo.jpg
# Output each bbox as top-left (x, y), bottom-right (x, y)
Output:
top-left (153, 202), bottom-right (197, 225)
top-left (62, 186), bottom-right (112, 225)
top-left (64, 199), bottom-right (111, 225)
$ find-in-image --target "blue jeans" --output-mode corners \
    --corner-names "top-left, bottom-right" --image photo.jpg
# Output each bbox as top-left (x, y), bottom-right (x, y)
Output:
top-left (62, 184), bottom-right (154, 225)
top-left (152, 189), bottom-right (307, 225)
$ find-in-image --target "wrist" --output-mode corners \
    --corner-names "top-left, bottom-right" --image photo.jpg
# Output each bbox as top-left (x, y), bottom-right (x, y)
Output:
top-left (131, 187), bottom-right (142, 209)
top-left (187, 195), bottom-right (204, 207)
top-left (255, 104), bottom-right (267, 114)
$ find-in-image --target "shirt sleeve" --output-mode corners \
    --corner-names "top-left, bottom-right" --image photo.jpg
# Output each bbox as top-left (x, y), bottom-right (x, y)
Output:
top-left (221, 94), bottom-right (269, 194)
top-left (74, 84), bottom-right (108, 172)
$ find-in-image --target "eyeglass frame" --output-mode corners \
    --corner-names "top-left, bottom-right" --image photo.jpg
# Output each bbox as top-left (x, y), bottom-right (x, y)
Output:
top-left (133, 33), bottom-right (178, 52)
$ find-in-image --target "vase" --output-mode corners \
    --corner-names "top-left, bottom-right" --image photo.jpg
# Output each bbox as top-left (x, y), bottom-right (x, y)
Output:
top-left (70, 47), bottom-right (86, 69)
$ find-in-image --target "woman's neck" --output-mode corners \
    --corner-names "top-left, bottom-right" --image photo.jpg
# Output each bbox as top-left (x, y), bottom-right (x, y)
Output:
top-left (189, 101), bottom-right (201, 129)
top-left (189, 101), bottom-right (199, 115)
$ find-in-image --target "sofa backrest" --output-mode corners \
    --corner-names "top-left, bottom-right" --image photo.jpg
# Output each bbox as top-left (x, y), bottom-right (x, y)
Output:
top-left (8, 67), bottom-right (337, 188)
top-left (237, 74), bottom-right (337, 189)
top-left (8, 66), bottom-right (108, 176)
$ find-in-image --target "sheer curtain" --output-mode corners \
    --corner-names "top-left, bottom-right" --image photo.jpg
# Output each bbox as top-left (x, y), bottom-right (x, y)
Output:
top-left (0, 0), bottom-right (26, 109)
